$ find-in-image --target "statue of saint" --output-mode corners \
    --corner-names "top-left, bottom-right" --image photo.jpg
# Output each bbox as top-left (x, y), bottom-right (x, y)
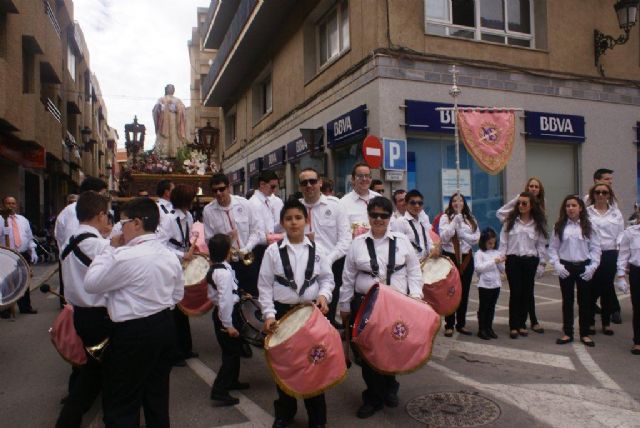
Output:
top-left (152, 84), bottom-right (188, 158)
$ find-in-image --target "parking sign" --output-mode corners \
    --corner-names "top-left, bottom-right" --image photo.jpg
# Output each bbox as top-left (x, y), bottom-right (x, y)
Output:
top-left (383, 138), bottom-right (407, 171)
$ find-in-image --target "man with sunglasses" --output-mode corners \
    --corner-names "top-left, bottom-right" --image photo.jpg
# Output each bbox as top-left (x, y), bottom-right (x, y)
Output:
top-left (298, 168), bottom-right (351, 328)
top-left (338, 163), bottom-right (381, 237)
top-left (250, 170), bottom-right (285, 242)
top-left (391, 190), bottom-right (435, 262)
top-left (203, 173), bottom-right (262, 296)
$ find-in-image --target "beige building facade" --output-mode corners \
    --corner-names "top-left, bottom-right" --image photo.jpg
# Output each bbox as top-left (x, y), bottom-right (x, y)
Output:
top-left (0, 0), bottom-right (117, 228)
top-left (201, 0), bottom-right (640, 231)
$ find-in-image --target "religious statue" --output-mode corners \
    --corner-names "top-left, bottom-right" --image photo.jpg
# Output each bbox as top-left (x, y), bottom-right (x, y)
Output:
top-left (152, 84), bottom-right (189, 158)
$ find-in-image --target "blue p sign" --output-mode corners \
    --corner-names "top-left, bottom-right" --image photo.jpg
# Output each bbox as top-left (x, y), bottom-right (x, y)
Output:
top-left (383, 138), bottom-right (407, 171)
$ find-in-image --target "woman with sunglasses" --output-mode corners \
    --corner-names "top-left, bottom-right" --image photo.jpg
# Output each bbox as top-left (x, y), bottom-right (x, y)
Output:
top-left (496, 177), bottom-right (546, 222)
top-left (586, 183), bottom-right (623, 335)
top-left (549, 195), bottom-right (600, 347)
top-left (439, 193), bottom-right (480, 337)
top-left (499, 192), bottom-right (548, 339)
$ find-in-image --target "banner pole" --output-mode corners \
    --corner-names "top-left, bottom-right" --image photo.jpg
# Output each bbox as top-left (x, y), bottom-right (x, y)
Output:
top-left (448, 65), bottom-right (462, 193)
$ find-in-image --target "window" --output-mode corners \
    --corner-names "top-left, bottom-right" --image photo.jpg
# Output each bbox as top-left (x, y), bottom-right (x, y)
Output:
top-left (67, 45), bottom-right (76, 81)
top-left (317, 0), bottom-right (350, 67)
top-left (252, 73), bottom-right (272, 123)
top-left (0, 13), bottom-right (7, 58)
top-left (425, 0), bottom-right (534, 47)
top-left (22, 44), bottom-right (35, 94)
top-left (225, 112), bottom-right (236, 149)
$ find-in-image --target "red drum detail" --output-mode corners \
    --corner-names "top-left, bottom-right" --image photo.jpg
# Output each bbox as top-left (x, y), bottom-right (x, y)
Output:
top-left (50, 304), bottom-right (87, 366)
top-left (178, 280), bottom-right (213, 316)
top-left (422, 257), bottom-right (462, 316)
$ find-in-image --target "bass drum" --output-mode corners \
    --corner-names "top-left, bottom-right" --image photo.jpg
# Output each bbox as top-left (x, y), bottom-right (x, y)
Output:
top-left (0, 247), bottom-right (31, 310)
top-left (421, 257), bottom-right (462, 316)
top-left (178, 254), bottom-right (214, 316)
top-left (236, 297), bottom-right (266, 347)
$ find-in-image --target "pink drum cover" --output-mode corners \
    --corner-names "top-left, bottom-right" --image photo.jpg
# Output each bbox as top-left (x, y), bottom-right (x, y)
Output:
top-left (178, 280), bottom-right (213, 316)
top-left (429, 229), bottom-right (441, 246)
top-left (422, 257), bottom-right (462, 316)
top-left (265, 305), bottom-right (347, 398)
top-left (191, 222), bottom-right (209, 254)
top-left (50, 304), bottom-right (87, 366)
top-left (352, 285), bottom-right (440, 375)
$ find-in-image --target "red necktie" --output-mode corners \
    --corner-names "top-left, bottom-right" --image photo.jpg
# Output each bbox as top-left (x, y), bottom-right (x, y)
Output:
top-left (11, 215), bottom-right (21, 248)
top-left (224, 209), bottom-right (240, 247)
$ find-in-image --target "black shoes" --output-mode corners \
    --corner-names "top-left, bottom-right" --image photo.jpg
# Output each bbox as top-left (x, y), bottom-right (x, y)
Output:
top-left (477, 330), bottom-right (491, 340)
top-left (510, 330), bottom-right (519, 339)
top-left (444, 329), bottom-right (454, 337)
top-left (356, 402), bottom-right (382, 419)
top-left (487, 329), bottom-right (498, 339)
top-left (556, 336), bottom-right (573, 345)
top-left (229, 382), bottom-right (250, 390)
top-left (456, 327), bottom-right (472, 336)
top-left (518, 329), bottom-right (528, 337)
top-left (20, 308), bottom-right (38, 314)
top-left (210, 391), bottom-right (239, 406)
top-left (581, 337), bottom-right (595, 347)
top-left (272, 418), bottom-right (291, 428)
top-left (631, 347), bottom-right (640, 355)
top-left (603, 327), bottom-right (614, 336)
top-left (531, 324), bottom-right (544, 334)
top-left (384, 392), bottom-right (399, 407)
top-left (611, 311), bottom-right (622, 324)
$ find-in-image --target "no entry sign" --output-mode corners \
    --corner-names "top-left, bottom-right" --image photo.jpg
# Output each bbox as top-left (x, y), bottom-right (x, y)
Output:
top-left (362, 135), bottom-right (383, 169)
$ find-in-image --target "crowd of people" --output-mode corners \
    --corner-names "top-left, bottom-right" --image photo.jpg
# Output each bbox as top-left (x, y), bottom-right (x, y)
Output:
top-left (1, 163), bottom-right (639, 428)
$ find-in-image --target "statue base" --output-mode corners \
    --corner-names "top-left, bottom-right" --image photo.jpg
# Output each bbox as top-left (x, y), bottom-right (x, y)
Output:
top-left (119, 173), bottom-right (213, 197)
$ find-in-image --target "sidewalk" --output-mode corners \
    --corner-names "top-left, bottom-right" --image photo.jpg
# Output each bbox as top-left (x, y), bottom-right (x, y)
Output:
top-left (29, 262), bottom-right (59, 291)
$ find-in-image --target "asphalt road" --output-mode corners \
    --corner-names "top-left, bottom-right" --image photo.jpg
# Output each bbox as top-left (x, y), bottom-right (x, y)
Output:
top-left (1, 263), bottom-right (639, 427)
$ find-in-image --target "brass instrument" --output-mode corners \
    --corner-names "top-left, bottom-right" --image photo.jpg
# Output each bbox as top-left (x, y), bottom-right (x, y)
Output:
top-left (85, 337), bottom-right (110, 362)
top-left (231, 248), bottom-right (254, 266)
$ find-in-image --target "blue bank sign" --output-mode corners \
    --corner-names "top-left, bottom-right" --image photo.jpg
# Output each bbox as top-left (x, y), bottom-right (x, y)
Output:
top-left (404, 100), bottom-right (474, 133)
top-left (263, 147), bottom-right (285, 170)
top-left (326, 105), bottom-right (367, 147)
top-left (525, 111), bottom-right (585, 142)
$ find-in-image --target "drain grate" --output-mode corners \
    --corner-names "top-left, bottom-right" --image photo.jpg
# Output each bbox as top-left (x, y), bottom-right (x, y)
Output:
top-left (406, 391), bottom-right (501, 427)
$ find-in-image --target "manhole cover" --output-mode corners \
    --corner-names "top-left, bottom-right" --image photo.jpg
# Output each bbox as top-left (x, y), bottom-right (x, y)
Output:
top-left (406, 392), bottom-right (501, 427)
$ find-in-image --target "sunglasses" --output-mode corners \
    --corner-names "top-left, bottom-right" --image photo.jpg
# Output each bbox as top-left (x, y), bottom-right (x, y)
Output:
top-left (369, 212), bottom-right (391, 220)
top-left (594, 190), bottom-right (610, 196)
top-left (408, 200), bottom-right (424, 206)
top-left (355, 174), bottom-right (372, 180)
top-left (211, 186), bottom-right (227, 194)
top-left (299, 178), bottom-right (318, 187)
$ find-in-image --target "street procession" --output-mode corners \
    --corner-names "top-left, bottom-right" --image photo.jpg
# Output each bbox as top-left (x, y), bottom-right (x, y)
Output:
top-left (1, 1), bottom-right (640, 427)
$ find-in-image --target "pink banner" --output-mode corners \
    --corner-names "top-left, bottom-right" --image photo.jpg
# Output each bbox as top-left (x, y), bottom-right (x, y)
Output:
top-left (456, 110), bottom-right (515, 175)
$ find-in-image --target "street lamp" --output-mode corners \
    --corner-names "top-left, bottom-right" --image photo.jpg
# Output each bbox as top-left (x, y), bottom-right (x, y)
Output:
top-left (189, 121), bottom-right (219, 169)
top-left (594, 0), bottom-right (639, 76)
top-left (124, 116), bottom-right (146, 166)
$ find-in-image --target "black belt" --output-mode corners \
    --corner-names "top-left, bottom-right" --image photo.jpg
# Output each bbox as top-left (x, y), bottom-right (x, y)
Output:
top-left (507, 254), bottom-right (538, 260)
top-left (560, 259), bottom-right (590, 267)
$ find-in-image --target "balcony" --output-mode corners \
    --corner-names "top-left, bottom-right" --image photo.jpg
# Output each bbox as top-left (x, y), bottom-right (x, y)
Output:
top-left (43, 0), bottom-right (61, 38)
top-left (202, 0), bottom-right (297, 107)
top-left (203, 0), bottom-right (240, 50)
top-left (0, 0), bottom-right (18, 13)
top-left (42, 98), bottom-right (62, 123)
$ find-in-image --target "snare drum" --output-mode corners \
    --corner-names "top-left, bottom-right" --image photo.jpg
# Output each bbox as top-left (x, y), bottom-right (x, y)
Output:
top-left (236, 298), bottom-right (266, 347)
top-left (178, 254), bottom-right (214, 316)
top-left (421, 257), bottom-right (462, 316)
top-left (352, 284), bottom-right (440, 375)
top-left (265, 304), bottom-right (346, 398)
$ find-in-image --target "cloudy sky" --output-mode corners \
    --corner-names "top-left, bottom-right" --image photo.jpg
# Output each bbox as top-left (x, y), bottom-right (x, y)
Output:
top-left (73, 0), bottom-right (210, 150)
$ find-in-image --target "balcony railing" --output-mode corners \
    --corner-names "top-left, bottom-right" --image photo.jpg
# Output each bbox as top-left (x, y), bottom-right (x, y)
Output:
top-left (43, 97), bottom-right (62, 123)
top-left (202, 0), bottom-right (258, 100)
top-left (43, 1), bottom-right (62, 38)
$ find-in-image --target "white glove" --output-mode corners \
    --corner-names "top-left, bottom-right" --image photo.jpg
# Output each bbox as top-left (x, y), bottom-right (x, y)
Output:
top-left (30, 250), bottom-right (38, 264)
top-left (554, 263), bottom-right (570, 279)
top-left (615, 276), bottom-right (630, 294)
top-left (580, 265), bottom-right (596, 282)
top-left (454, 214), bottom-right (464, 227)
top-left (535, 264), bottom-right (545, 279)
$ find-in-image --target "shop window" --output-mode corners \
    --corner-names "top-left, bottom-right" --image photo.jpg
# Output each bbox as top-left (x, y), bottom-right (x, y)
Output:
top-left (252, 72), bottom-right (272, 124)
top-left (225, 112), bottom-right (236, 149)
top-left (22, 44), bottom-right (35, 94)
top-left (425, 0), bottom-right (537, 48)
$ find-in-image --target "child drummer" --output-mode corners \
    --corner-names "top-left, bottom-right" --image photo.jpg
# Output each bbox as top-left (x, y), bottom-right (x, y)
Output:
top-left (258, 199), bottom-right (335, 428)
top-left (207, 233), bottom-right (250, 406)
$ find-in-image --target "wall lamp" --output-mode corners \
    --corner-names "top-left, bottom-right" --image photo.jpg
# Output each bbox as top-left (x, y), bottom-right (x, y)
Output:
top-left (594, 0), bottom-right (639, 76)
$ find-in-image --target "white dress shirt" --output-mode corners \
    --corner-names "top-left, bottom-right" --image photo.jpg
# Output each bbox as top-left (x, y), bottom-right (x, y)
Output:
top-left (587, 205), bottom-right (624, 251)
top-left (258, 235), bottom-right (334, 319)
top-left (337, 189), bottom-right (381, 232)
top-left (474, 249), bottom-right (505, 289)
top-left (340, 230), bottom-right (422, 312)
top-left (202, 195), bottom-right (261, 252)
top-left (207, 261), bottom-right (240, 328)
top-left (548, 220), bottom-right (601, 266)
top-left (0, 214), bottom-right (36, 258)
top-left (55, 202), bottom-right (78, 250)
top-left (60, 224), bottom-right (111, 307)
top-left (439, 213), bottom-right (480, 254)
top-left (617, 225), bottom-right (640, 276)
top-left (157, 198), bottom-right (173, 216)
top-left (269, 194), bottom-right (284, 232)
top-left (162, 209), bottom-right (193, 260)
top-left (300, 194), bottom-right (352, 264)
top-left (498, 217), bottom-right (547, 259)
top-left (249, 191), bottom-right (282, 239)
top-left (391, 211), bottom-right (434, 259)
top-left (84, 234), bottom-right (184, 322)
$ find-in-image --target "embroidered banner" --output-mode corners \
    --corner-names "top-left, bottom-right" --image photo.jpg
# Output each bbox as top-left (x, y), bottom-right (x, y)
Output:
top-left (456, 110), bottom-right (515, 175)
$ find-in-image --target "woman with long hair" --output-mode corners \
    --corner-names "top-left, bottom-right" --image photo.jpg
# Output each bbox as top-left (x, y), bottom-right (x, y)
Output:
top-left (496, 177), bottom-right (546, 222)
top-left (586, 183), bottom-right (623, 335)
top-left (439, 193), bottom-right (480, 337)
top-left (549, 195), bottom-right (601, 347)
top-left (499, 192), bottom-right (548, 339)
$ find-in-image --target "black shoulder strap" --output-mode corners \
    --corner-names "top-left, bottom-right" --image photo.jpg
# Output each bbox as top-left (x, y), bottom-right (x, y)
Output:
top-left (365, 236), bottom-right (396, 284)
top-left (275, 240), bottom-right (318, 296)
top-left (407, 219), bottom-right (423, 252)
top-left (61, 233), bottom-right (98, 267)
top-left (365, 237), bottom-right (380, 278)
top-left (159, 203), bottom-right (169, 214)
top-left (386, 237), bottom-right (396, 285)
top-left (298, 242), bottom-right (317, 297)
top-left (206, 263), bottom-right (227, 290)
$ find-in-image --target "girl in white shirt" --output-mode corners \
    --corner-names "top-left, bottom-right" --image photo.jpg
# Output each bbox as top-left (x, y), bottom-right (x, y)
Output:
top-left (496, 177), bottom-right (547, 222)
top-left (439, 193), bottom-right (480, 337)
top-left (474, 228), bottom-right (505, 340)
top-left (549, 195), bottom-right (601, 347)
top-left (586, 183), bottom-right (624, 335)
top-left (615, 223), bottom-right (640, 355)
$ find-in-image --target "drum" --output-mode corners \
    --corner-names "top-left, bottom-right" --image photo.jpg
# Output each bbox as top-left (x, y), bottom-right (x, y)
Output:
top-left (352, 284), bottom-right (440, 375)
top-left (0, 247), bottom-right (30, 310)
top-left (49, 304), bottom-right (87, 366)
top-left (265, 304), bottom-right (346, 398)
top-left (178, 254), bottom-right (214, 316)
top-left (236, 297), bottom-right (266, 347)
top-left (421, 257), bottom-right (462, 316)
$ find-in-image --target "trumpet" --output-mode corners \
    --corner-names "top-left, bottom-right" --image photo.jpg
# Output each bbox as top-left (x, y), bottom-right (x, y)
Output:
top-left (85, 337), bottom-right (110, 362)
top-left (231, 248), bottom-right (255, 266)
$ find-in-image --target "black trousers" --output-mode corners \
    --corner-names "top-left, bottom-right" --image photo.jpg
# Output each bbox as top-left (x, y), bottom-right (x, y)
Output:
top-left (506, 255), bottom-right (539, 330)
top-left (327, 257), bottom-right (346, 327)
top-left (443, 251), bottom-right (474, 329)
top-left (56, 307), bottom-right (112, 428)
top-left (211, 307), bottom-right (242, 395)
top-left (630, 265), bottom-right (640, 345)
top-left (172, 308), bottom-right (193, 359)
top-left (478, 288), bottom-right (500, 332)
top-left (233, 244), bottom-right (267, 297)
top-left (591, 250), bottom-right (618, 327)
top-left (273, 302), bottom-right (326, 425)
top-left (559, 261), bottom-right (592, 338)
top-left (102, 309), bottom-right (176, 428)
top-left (17, 251), bottom-right (33, 312)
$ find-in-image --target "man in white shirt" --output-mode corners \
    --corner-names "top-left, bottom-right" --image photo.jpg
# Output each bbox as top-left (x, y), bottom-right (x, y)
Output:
top-left (391, 189), bottom-right (407, 220)
top-left (156, 179), bottom-right (174, 216)
top-left (391, 189), bottom-right (435, 262)
top-left (56, 191), bottom-right (113, 427)
top-left (249, 170), bottom-right (284, 240)
top-left (85, 197), bottom-right (183, 428)
top-left (1, 196), bottom-right (38, 314)
top-left (338, 162), bottom-right (381, 237)
top-left (299, 167), bottom-right (351, 327)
